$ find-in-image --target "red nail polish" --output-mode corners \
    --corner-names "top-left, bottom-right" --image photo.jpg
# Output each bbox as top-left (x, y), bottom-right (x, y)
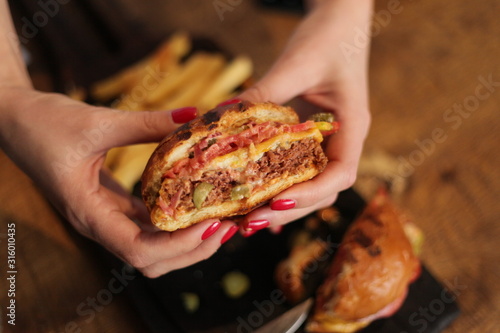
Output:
top-left (171, 107), bottom-right (197, 124)
top-left (217, 98), bottom-right (242, 107)
top-left (245, 220), bottom-right (270, 231)
top-left (271, 199), bottom-right (296, 211)
top-left (201, 221), bottom-right (221, 240)
top-left (221, 225), bottom-right (239, 244)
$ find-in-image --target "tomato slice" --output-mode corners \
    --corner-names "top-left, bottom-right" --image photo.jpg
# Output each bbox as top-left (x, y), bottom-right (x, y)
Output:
top-left (163, 120), bottom-right (339, 179)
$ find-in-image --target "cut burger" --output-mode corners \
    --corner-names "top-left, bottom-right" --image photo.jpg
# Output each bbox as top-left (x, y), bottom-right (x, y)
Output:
top-left (141, 101), bottom-right (339, 232)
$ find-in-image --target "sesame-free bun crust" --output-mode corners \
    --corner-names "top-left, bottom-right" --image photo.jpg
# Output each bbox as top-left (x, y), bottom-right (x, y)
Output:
top-left (306, 191), bottom-right (420, 332)
top-left (141, 101), bottom-right (324, 231)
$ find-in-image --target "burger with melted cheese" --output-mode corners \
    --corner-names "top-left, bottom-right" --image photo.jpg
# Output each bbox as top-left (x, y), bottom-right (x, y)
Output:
top-left (141, 101), bottom-right (339, 232)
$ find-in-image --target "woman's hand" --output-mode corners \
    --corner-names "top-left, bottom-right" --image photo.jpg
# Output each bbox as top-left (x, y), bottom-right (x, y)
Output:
top-left (0, 0), bottom-right (372, 276)
top-left (1, 0), bottom-right (239, 278)
top-left (0, 88), bottom-right (237, 278)
top-left (238, 0), bottom-right (373, 232)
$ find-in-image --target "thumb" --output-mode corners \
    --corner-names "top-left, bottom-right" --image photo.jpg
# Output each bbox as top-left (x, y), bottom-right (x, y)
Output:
top-left (99, 107), bottom-right (197, 149)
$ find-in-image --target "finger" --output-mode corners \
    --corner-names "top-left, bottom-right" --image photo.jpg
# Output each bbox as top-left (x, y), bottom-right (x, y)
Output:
top-left (99, 170), bottom-right (155, 231)
top-left (140, 220), bottom-right (236, 278)
top-left (321, 81), bottom-right (371, 165)
top-left (326, 109), bottom-right (370, 167)
top-left (85, 195), bottom-right (226, 270)
top-left (97, 106), bottom-right (197, 150)
top-left (244, 194), bottom-right (337, 229)
top-left (271, 98), bottom-right (369, 209)
top-left (261, 144), bottom-right (361, 214)
top-left (269, 160), bottom-right (355, 212)
top-left (109, 189), bottom-right (157, 232)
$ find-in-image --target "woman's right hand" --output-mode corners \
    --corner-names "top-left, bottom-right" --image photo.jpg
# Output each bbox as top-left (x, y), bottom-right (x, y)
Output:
top-left (0, 87), bottom-right (238, 277)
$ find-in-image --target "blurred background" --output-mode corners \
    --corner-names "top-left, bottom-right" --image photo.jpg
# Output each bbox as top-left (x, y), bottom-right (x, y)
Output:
top-left (8, 0), bottom-right (305, 92)
top-left (1, 0), bottom-right (499, 332)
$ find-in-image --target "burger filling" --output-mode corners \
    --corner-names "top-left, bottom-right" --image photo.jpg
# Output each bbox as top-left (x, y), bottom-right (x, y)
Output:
top-left (156, 120), bottom-right (336, 217)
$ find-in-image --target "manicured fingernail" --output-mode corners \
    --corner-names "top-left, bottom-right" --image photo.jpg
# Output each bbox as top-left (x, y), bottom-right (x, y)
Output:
top-left (271, 199), bottom-right (296, 211)
top-left (243, 229), bottom-right (258, 238)
top-left (171, 106), bottom-right (197, 123)
top-left (245, 220), bottom-right (270, 231)
top-left (217, 98), bottom-right (242, 107)
top-left (201, 221), bottom-right (221, 240)
top-left (221, 225), bottom-right (239, 244)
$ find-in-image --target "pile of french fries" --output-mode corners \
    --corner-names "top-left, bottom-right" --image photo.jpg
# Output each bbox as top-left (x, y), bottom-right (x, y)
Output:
top-left (85, 32), bottom-right (253, 192)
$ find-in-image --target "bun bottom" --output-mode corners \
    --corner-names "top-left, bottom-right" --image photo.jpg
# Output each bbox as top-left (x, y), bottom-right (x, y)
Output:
top-left (305, 316), bottom-right (369, 333)
top-left (151, 167), bottom-right (322, 231)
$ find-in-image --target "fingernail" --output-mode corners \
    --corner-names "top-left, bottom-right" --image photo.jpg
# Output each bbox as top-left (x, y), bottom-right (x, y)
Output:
top-left (243, 229), bottom-right (258, 238)
top-left (221, 225), bottom-right (239, 244)
top-left (171, 106), bottom-right (197, 124)
top-left (201, 221), bottom-right (221, 240)
top-left (270, 199), bottom-right (296, 211)
top-left (245, 219), bottom-right (270, 231)
top-left (217, 98), bottom-right (242, 107)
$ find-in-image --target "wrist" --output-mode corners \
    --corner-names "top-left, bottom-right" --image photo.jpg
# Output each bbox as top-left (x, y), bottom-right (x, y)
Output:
top-left (305, 0), bottom-right (375, 60)
top-left (0, 86), bottom-right (35, 147)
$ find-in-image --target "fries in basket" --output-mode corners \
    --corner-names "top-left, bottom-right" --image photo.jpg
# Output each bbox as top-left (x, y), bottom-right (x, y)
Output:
top-left (85, 32), bottom-right (254, 192)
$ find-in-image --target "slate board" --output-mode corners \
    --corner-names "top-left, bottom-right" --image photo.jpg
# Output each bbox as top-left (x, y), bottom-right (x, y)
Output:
top-left (115, 188), bottom-right (460, 333)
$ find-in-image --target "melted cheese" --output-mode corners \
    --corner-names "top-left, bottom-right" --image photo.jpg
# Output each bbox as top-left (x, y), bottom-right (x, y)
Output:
top-left (206, 128), bottom-right (323, 170)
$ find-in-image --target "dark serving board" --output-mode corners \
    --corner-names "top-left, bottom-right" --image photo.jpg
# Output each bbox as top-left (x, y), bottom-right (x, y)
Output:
top-left (112, 188), bottom-right (460, 333)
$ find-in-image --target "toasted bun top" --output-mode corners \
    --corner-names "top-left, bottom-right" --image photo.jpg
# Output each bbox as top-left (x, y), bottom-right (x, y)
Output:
top-left (141, 101), bottom-right (300, 212)
top-left (313, 191), bottom-right (420, 322)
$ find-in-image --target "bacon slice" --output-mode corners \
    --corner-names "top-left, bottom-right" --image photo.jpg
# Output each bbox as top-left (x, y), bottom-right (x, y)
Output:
top-left (164, 120), bottom-right (319, 179)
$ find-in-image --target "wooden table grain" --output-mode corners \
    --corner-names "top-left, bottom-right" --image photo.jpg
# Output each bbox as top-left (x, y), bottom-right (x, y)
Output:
top-left (0, 0), bottom-right (498, 332)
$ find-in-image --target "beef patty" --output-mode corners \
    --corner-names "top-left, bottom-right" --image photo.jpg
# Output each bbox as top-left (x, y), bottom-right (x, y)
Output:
top-left (158, 138), bottom-right (327, 215)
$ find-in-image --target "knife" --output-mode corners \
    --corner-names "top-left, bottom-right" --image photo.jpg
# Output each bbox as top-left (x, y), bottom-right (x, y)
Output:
top-left (253, 298), bottom-right (313, 333)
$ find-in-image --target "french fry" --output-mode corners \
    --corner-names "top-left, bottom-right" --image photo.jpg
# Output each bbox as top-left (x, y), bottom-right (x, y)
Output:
top-left (93, 32), bottom-right (255, 193)
top-left (199, 92), bottom-right (237, 114)
top-left (145, 52), bottom-right (220, 106)
top-left (139, 65), bottom-right (184, 107)
top-left (90, 59), bottom-right (150, 101)
top-left (156, 54), bottom-right (227, 110)
top-left (104, 146), bottom-right (125, 170)
top-left (66, 86), bottom-right (87, 102)
top-left (152, 31), bottom-right (191, 71)
top-left (197, 56), bottom-right (253, 112)
top-left (110, 143), bottom-right (158, 192)
top-left (91, 32), bottom-right (191, 101)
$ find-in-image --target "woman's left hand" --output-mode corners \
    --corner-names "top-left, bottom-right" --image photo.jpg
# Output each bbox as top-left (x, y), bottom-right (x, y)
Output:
top-left (238, 0), bottom-right (373, 232)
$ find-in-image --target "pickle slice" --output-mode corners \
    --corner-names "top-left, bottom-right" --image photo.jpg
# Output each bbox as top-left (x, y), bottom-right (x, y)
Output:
top-left (231, 184), bottom-right (251, 201)
top-left (309, 112), bottom-right (335, 123)
top-left (193, 182), bottom-right (214, 209)
top-left (314, 121), bottom-right (334, 132)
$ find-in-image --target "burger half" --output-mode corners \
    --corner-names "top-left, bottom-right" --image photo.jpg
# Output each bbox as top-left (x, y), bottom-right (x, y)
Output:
top-left (141, 101), bottom-right (339, 231)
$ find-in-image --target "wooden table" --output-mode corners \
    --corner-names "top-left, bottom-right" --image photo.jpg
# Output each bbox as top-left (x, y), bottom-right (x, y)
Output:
top-left (1, 0), bottom-right (498, 332)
